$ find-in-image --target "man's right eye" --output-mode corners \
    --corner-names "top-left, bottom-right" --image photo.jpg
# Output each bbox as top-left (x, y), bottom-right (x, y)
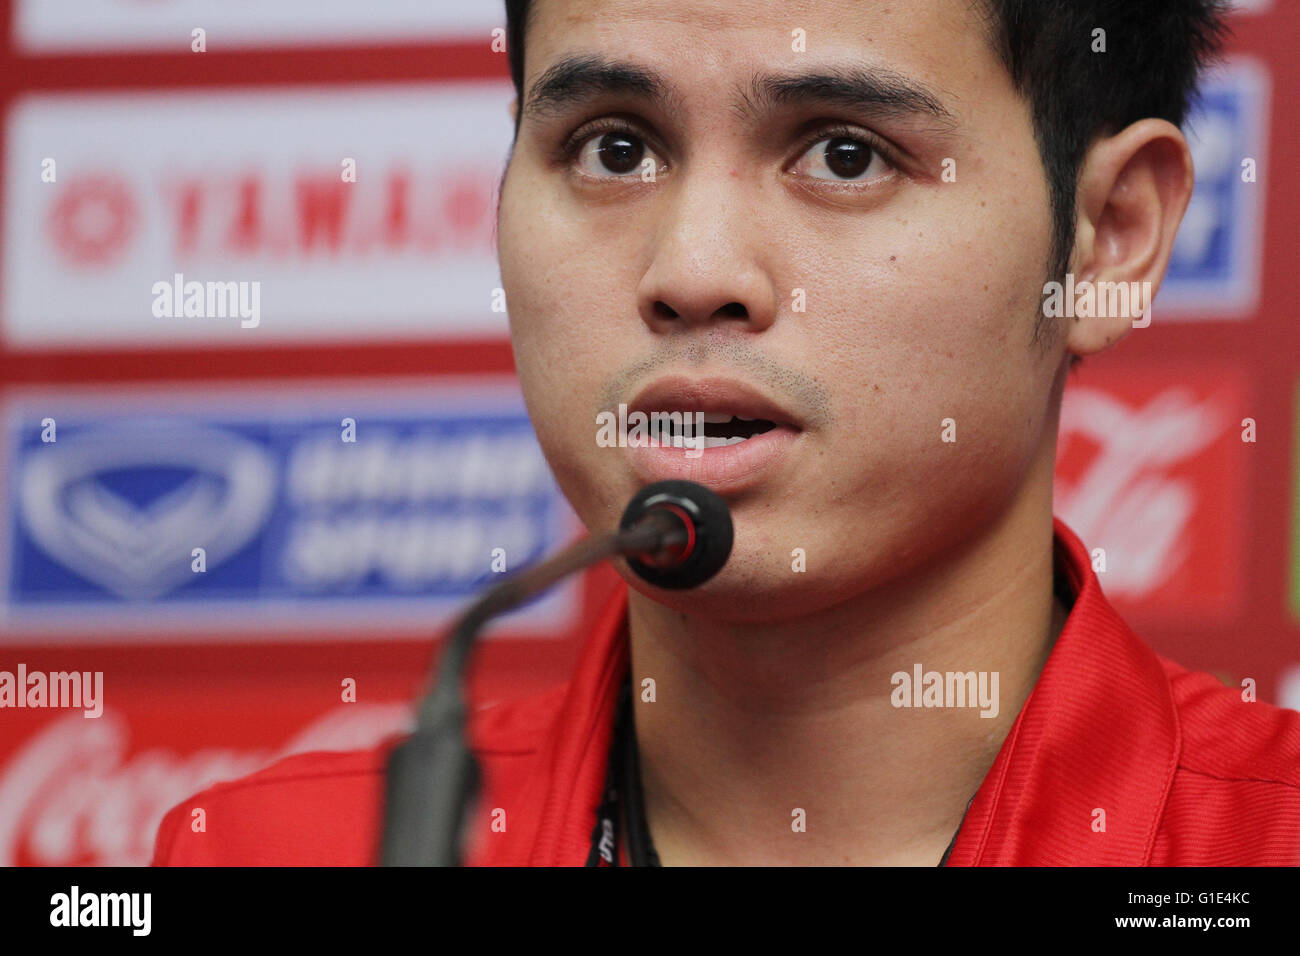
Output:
top-left (567, 123), bottom-right (666, 179)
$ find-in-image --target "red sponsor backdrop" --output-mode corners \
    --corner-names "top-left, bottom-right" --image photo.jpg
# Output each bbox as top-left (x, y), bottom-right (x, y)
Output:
top-left (0, 1), bottom-right (1296, 866)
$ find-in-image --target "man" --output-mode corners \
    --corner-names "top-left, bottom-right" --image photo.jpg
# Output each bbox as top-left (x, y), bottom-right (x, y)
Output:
top-left (154, 0), bottom-right (1300, 866)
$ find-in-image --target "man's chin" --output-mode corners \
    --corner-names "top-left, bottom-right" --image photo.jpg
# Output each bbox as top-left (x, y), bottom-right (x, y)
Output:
top-left (616, 559), bottom-right (848, 624)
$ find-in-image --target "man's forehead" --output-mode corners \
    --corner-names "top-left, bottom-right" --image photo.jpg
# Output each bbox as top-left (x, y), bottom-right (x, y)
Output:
top-left (528, 0), bottom-right (988, 59)
top-left (533, 0), bottom-right (979, 34)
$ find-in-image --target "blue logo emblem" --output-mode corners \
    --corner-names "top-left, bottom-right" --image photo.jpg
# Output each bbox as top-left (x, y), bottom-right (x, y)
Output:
top-left (1160, 58), bottom-right (1269, 317)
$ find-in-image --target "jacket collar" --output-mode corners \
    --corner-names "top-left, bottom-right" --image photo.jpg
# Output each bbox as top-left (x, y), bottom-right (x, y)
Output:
top-left (945, 518), bottom-right (1181, 864)
top-left (488, 517), bottom-right (1180, 865)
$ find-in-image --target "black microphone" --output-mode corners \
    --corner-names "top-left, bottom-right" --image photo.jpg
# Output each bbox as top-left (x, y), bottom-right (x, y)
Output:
top-left (619, 479), bottom-right (734, 589)
top-left (381, 479), bottom-right (733, 866)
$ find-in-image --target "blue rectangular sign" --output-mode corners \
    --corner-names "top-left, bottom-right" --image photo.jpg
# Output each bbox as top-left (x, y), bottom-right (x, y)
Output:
top-left (0, 381), bottom-right (582, 640)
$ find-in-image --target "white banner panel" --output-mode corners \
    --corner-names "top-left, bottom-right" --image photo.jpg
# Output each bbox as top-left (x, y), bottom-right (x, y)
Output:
top-left (3, 83), bottom-right (516, 347)
top-left (15, 0), bottom-right (506, 53)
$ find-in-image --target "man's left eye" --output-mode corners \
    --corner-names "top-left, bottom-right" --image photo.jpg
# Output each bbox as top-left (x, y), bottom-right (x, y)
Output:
top-left (792, 136), bottom-right (891, 182)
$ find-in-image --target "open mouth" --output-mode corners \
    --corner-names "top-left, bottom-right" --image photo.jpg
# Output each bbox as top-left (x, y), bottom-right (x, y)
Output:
top-left (623, 377), bottom-right (801, 491)
top-left (669, 413), bottom-right (779, 448)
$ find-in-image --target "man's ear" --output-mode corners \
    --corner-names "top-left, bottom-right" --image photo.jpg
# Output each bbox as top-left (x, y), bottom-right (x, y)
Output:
top-left (508, 97), bottom-right (518, 126)
top-left (1065, 118), bottom-right (1194, 356)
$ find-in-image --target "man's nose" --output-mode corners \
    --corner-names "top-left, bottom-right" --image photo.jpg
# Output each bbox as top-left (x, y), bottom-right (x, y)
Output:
top-left (636, 170), bottom-right (779, 334)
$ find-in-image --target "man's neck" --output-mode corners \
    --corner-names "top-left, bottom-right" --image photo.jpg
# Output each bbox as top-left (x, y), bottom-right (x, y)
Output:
top-left (625, 478), bottom-right (1069, 866)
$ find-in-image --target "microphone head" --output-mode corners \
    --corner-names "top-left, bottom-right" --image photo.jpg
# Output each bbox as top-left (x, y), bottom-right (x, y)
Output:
top-left (619, 480), bottom-right (734, 590)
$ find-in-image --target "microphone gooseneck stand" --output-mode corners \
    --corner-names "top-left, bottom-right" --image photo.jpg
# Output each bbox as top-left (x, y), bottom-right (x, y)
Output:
top-left (381, 479), bottom-right (734, 867)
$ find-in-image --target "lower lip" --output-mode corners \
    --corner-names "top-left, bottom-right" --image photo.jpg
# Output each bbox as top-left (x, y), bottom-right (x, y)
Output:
top-left (624, 425), bottom-right (800, 493)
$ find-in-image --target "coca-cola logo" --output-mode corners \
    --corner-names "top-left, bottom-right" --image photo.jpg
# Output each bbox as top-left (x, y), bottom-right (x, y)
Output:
top-left (1057, 383), bottom-right (1232, 602)
top-left (0, 704), bottom-right (412, 867)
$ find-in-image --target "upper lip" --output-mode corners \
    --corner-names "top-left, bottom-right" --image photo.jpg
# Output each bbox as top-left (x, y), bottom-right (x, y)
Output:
top-left (626, 376), bottom-right (802, 429)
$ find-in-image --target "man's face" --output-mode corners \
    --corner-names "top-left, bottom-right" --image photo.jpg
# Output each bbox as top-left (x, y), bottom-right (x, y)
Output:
top-left (498, 0), bottom-right (1066, 619)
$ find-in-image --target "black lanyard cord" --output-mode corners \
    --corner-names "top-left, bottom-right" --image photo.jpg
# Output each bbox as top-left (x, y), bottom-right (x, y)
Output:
top-left (619, 678), bottom-right (661, 866)
top-left (585, 673), bottom-right (659, 866)
top-left (584, 675), bottom-right (630, 865)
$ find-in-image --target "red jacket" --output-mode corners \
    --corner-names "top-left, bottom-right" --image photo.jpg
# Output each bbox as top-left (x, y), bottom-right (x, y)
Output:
top-left (152, 518), bottom-right (1300, 866)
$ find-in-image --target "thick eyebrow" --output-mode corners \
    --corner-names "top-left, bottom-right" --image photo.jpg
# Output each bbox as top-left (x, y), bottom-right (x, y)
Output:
top-left (522, 54), bottom-right (686, 122)
top-left (741, 66), bottom-right (956, 130)
top-left (521, 54), bottom-right (956, 131)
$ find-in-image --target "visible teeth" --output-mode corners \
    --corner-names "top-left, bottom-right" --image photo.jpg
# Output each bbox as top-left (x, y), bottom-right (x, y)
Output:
top-left (702, 412), bottom-right (734, 424)
top-left (668, 434), bottom-right (750, 448)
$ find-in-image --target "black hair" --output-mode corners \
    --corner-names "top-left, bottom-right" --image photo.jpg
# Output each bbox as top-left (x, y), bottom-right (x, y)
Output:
top-left (502, 0), bottom-right (1230, 358)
